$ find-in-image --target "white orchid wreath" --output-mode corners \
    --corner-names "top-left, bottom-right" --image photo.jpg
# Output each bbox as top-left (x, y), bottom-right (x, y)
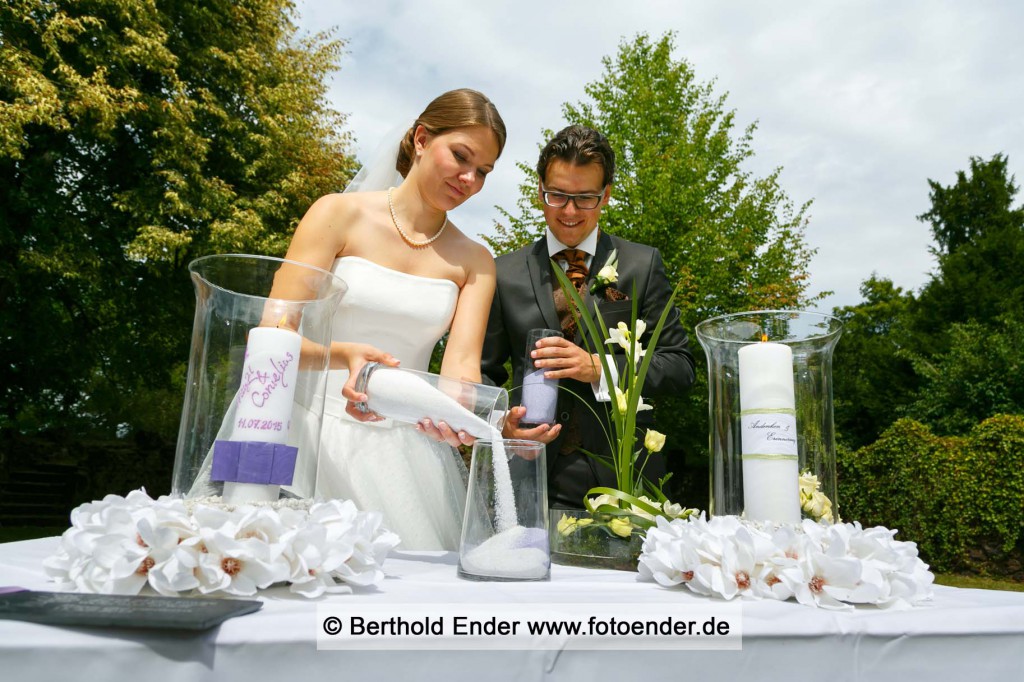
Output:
top-left (638, 513), bottom-right (934, 610)
top-left (44, 489), bottom-right (399, 599)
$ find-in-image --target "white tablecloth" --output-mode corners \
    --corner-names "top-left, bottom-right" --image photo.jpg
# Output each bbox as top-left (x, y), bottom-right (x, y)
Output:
top-left (2, 537), bottom-right (1023, 681)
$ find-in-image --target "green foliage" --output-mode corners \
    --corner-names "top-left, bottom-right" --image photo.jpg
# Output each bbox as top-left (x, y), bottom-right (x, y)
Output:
top-left (838, 416), bottom-right (1024, 574)
top-left (833, 154), bottom-right (1024, 446)
top-left (904, 314), bottom-right (1024, 436)
top-left (0, 527), bottom-right (70, 543)
top-left (911, 154), bottom-right (1024, 341)
top-left (488, 32), bottom-right (821, 467)
top-left (921, 153), bottom-right (1023, 258)
top-left (1, 0), bottom-right (356, 440)
top-left (487, 158), bottom-right (550, 254)
top-left (490, 33), bottom-right (819, 318)
top-left (832, 276), bottom-right (920, 448)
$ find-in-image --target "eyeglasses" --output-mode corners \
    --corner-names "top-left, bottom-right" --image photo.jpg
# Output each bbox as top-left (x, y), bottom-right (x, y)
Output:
top-left (540, 185), bottom-right (607, 210)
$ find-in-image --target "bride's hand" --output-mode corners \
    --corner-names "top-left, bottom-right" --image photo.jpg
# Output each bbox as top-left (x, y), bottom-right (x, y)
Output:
top-left (338, 343), bottom-right (399, 423)
top-left (416, 373), bottom-right (481, 447)
top-left (416, 419), bottom-right (474, 448)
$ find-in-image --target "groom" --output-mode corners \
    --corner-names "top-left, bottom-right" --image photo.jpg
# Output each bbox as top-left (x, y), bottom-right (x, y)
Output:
top-left (481, 124), bottom-right (696, 508)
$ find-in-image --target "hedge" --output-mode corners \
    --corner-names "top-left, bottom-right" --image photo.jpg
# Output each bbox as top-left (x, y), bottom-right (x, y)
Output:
top-left (838, 414), bottom-right (1024, 576)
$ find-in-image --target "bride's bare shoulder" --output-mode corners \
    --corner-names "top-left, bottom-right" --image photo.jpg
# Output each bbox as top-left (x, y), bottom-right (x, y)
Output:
top-left (296, 191), bottom-right (388, 242)
top-left (445, 221), bottom-right (496, 277)
top-left (304, 191), bottom-right (385, 221)
top-left (288, 192), bottom-right (387, 264)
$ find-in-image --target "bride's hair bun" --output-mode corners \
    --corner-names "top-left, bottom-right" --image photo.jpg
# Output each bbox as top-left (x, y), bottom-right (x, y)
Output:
top-left (396, 127), bottom-right (418, 178)
top-left (395, 88), bottom-right (507, 178)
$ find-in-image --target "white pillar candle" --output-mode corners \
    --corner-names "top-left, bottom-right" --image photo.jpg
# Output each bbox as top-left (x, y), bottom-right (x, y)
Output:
top-left (223, 324), bottom-right (301, 504)
top-left (737, 340), bottom-right (801, 524)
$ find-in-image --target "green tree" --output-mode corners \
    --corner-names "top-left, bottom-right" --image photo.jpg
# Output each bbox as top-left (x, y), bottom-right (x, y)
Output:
top-left (903, 154), bottom-right (1024, 434)
top-left (833, 154), bottom-right (1024, 444)
top-left (838, 415), bottom-right (1024, 573)
top-left (912, 154), bottom-right (1024, 336)
top-left (832, 276), bottom-right (919, 448)
top-left (1, 0), bottom-right (355, 441)
top-left (489, 33), bottom-right (818, 319)
top-left (905, 314), bottom-right (1024, 436)
top-left (488, 33), bottom-right (821, 502)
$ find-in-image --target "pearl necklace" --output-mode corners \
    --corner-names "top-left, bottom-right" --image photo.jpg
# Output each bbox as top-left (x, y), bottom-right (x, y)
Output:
top-left (387, 187), bottom-right (448, 248)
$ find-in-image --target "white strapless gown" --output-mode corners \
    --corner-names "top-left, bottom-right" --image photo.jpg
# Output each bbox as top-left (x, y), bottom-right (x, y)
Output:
top-left (314, 256), bottom-right (467, 550)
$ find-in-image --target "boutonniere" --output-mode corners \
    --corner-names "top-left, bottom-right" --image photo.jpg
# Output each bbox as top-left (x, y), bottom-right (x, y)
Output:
top-left (589, 248), bottom-right (619, 294)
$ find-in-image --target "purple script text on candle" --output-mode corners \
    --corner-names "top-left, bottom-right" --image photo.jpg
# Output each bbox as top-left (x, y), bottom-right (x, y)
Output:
top-left (236, 418), bottom-right (285, 432)
top-left (239, 352), bottom-right (295, 408)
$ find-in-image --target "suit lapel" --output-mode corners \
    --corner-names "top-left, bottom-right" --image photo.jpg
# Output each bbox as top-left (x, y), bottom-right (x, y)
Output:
top-left (582, 231), bottom-right (615, 307)
top-left (528, 239), bottom-right (562, 331)
top-left (588, 231), bottom-right (615, 289)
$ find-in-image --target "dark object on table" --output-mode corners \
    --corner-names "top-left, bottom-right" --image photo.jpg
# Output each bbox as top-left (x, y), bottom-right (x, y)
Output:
top-left (0, 590), bottom-right (262, 631)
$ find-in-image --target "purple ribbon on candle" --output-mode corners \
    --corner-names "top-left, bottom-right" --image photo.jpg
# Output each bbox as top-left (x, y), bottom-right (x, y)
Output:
top-left (212, 440), bottom-right (298, 485)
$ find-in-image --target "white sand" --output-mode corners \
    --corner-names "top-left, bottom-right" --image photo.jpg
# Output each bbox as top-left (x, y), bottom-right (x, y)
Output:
top-left (488, 433), bottom-right (519, 532)
top-left (460, 526), bottom-right (549, 579)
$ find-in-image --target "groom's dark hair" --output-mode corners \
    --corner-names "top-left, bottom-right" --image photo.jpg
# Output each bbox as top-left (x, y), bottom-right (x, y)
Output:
top-left (536, 125), bottom-right (616, 187)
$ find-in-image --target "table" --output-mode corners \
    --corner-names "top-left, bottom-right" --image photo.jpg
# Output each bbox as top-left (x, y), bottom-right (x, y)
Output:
top-left (2, 537), bottom-right (1023, 681)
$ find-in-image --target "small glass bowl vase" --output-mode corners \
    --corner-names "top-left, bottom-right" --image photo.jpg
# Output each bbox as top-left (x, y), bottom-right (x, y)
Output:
top-left (549, 509), bottom-right (643, 572)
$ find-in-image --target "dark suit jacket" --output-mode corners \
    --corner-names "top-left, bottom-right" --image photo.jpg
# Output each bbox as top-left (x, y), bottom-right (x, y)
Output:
top-left (482, 231), bottom-right (696, 508)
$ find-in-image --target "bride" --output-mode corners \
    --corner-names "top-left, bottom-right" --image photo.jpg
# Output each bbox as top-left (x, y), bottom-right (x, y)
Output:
top-left (282, 89), bottom-right (505, 550)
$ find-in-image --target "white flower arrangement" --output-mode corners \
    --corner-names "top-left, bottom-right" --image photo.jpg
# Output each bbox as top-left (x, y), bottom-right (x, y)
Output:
top-left (638, 514), bottom-right (934, 611)
top-left (43, 489), bottom-right (399, 599)
top-left (589, 248), bottom-right (619, 293)
top-left (553, 260), bottom-right (687, 530)
top-left (606, 319), bottom-right (647, 365)
top-left (799, 471), bottom-right (835, 523)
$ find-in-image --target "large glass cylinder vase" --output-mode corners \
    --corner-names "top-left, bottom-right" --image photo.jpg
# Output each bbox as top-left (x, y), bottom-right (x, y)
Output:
top-left (172, 254), bottom-right (347, 504)
top-left (695, 311), bottom-right (843, 522)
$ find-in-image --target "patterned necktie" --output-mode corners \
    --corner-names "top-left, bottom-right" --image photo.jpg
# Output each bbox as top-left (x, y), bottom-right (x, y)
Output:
top-left (552, 249), bottom-right (589, 337)
top-left (553, 248), bottom-right (589, 291)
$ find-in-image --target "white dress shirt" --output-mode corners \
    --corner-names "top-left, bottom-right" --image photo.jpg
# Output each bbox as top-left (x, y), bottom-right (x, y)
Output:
top-left (545, 227), bottom-right (600, 267)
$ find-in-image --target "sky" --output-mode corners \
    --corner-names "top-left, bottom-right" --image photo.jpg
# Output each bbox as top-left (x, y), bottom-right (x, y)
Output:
top-left (294, 0), bottom-right (1023, 312)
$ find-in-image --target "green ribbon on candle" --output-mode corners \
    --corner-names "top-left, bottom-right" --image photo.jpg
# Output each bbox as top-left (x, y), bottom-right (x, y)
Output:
top-left (739, 407), bottom-right (796, 416)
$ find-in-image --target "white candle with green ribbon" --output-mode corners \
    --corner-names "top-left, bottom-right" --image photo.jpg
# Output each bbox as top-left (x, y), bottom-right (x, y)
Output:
top-left (738, 339), bottom-right (800, 524)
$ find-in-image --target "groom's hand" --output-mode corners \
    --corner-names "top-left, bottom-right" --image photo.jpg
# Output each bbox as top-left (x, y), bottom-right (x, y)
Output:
top-left (531, 336), bottom-right (601, 383)
top-left (501, 406), bottom-right (561, 444)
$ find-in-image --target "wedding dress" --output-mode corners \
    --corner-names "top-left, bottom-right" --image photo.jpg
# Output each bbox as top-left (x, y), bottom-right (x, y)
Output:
top-left (313, 256), bottom-right (467, 550)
